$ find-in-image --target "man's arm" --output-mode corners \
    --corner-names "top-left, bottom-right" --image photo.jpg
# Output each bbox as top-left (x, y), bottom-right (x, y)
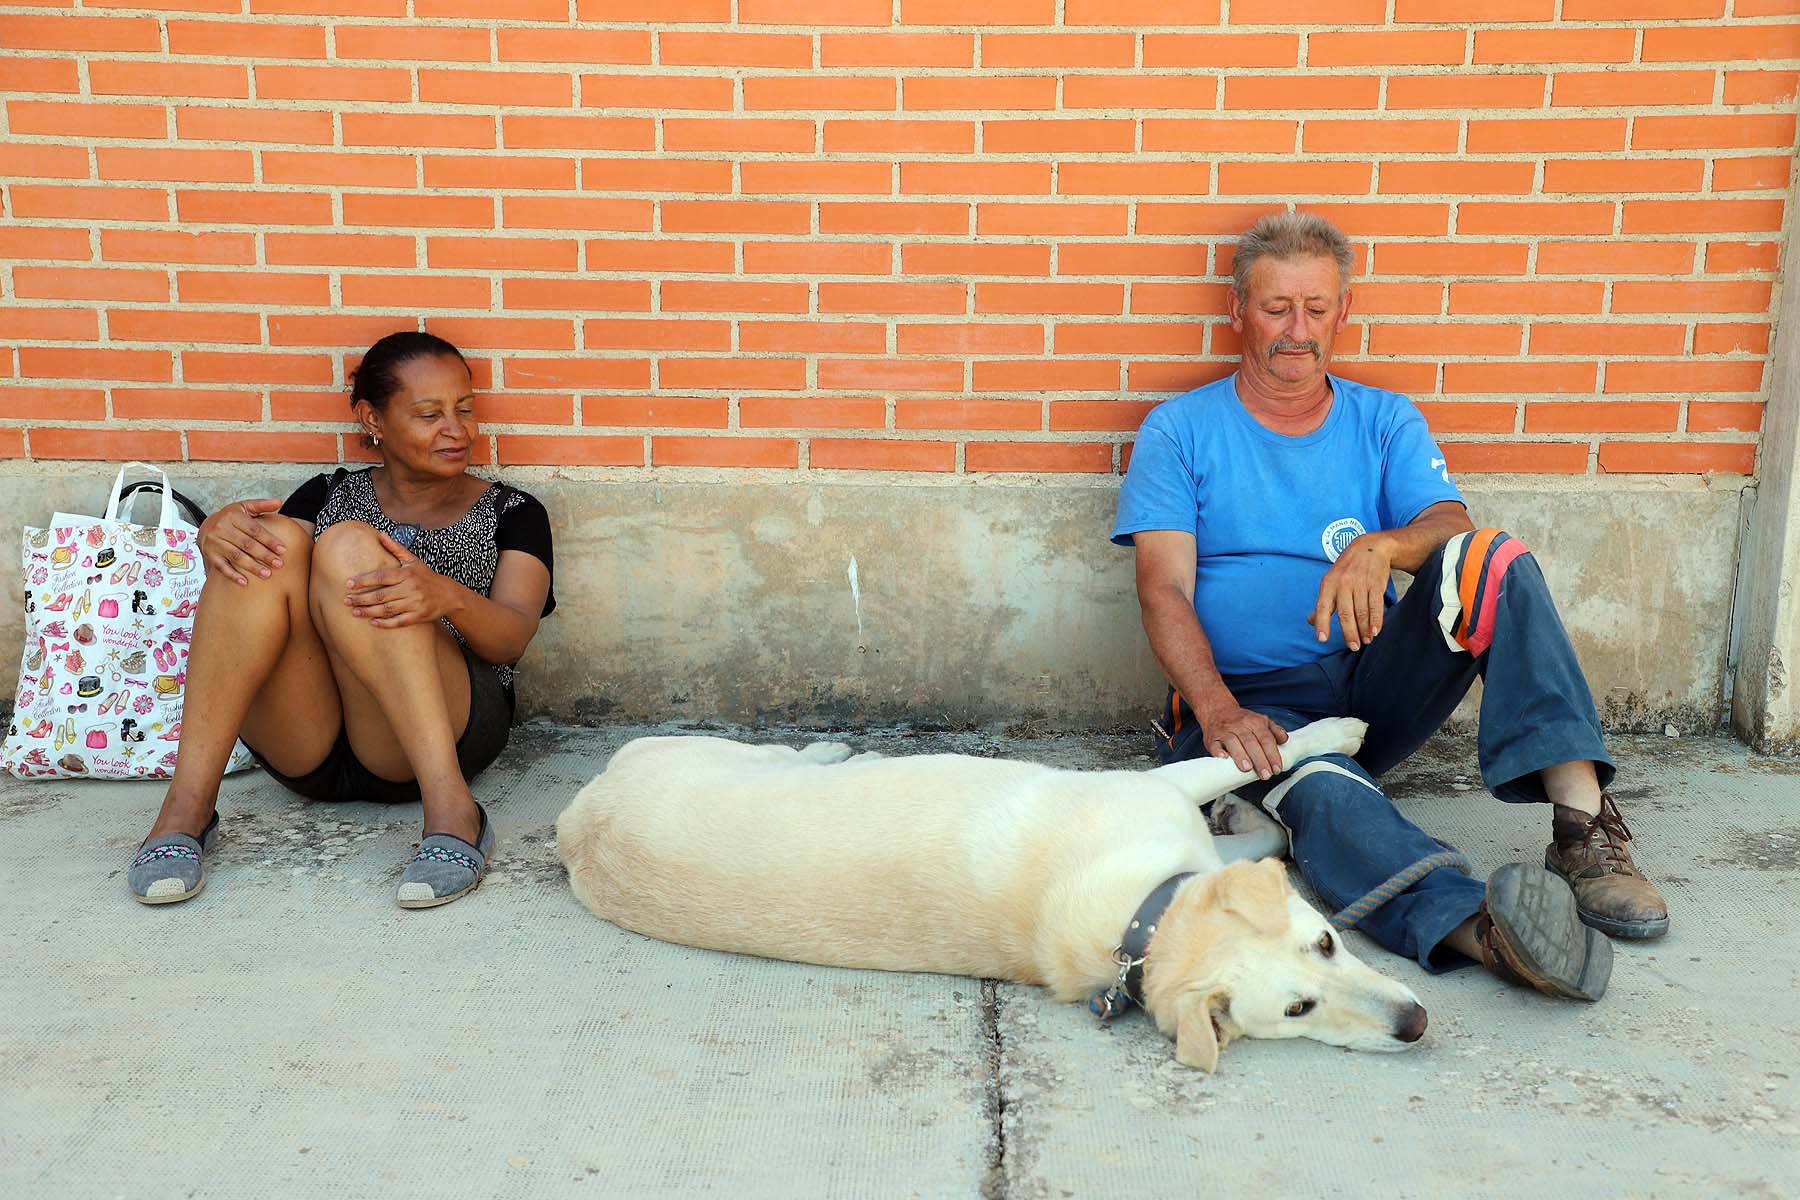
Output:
top-left (1309, 499), bottom-right (1474, 651)
top-left (1134, 529), bottom-right (1290, 780)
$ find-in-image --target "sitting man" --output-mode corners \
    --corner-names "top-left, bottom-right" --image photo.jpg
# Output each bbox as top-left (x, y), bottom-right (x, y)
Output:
top-left (1112, 212), bottom-right (1668, 1002)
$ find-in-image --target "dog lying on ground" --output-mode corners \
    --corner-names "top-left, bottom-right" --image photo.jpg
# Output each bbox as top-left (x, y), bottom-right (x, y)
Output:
top-left (557, 717), bottom-right (1426, 1071)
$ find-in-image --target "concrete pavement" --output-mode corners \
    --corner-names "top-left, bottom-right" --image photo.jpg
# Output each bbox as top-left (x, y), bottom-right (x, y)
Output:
top-left (3, 723), bottom-right (1796, 1198)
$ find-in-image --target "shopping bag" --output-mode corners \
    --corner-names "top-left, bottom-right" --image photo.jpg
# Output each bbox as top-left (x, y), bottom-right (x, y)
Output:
top-left (2, 461), bottom-right (258, 780)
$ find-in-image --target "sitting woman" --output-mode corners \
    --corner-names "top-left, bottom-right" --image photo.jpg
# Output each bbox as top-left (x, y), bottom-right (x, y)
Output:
top-left (128, 330), bottom-right (554, 909)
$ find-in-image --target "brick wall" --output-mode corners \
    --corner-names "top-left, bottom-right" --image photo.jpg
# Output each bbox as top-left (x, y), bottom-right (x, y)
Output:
top-left (2, 1), bottom-right (1796, 479)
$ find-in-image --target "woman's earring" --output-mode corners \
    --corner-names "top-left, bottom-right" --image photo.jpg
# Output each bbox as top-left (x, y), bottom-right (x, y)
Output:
top-left (371, 433), bottom-right (381, 446)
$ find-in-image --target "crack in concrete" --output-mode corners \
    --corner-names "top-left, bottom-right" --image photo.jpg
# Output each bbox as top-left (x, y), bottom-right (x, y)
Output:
top-left (980, 978), bottom-right (1008, 1200)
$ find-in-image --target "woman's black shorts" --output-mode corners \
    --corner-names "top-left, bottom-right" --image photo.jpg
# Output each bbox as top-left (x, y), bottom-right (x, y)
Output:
top-left (249, 642), bottom-right (513, 805)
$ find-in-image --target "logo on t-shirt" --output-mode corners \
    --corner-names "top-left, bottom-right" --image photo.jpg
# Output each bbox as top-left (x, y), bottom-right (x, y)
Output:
top-left (1321, 517), bottom-right (1366, 561)
top-left (1432, 455), bottom-right (1450, 483)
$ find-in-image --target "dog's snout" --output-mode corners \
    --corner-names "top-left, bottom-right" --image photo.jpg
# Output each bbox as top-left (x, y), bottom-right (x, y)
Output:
top-left (1393, 1001), bottom-right (1428, 1043)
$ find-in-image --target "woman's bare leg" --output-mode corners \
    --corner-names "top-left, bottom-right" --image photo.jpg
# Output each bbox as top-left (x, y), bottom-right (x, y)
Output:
top-left (306, 521), bottom-right (478, 843)
top-left (145, 516), bottom-right (341, 839)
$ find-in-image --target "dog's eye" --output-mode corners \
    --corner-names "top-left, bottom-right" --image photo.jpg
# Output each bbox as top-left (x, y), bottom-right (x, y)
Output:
top-left (1285, 999), bottom-right (1316, 1018)
top-left (1317, 931), bottom-right (1335, 958)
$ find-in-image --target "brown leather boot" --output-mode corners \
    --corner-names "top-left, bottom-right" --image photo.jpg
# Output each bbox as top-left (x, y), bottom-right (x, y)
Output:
top-left (1473, 863), bottom-right (1612, 1002)
top-left (1544, 792), bottom-right (1670, 940)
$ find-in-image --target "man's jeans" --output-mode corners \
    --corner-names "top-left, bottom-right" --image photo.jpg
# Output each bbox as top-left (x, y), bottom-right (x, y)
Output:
top-left (1156, 529), bottom-right (1613, 972)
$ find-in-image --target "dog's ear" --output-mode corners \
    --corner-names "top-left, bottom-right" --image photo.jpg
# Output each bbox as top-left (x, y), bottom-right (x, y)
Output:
top-left (1215, 859), bottom-right (1291, 936)
top-left (1174, 988), bottom-right (1232, 1072)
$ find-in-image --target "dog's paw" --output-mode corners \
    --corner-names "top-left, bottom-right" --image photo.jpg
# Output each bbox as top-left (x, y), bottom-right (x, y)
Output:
top-left (1208, 792), bottom-right (1275, 837)
top-left (1283, 717), bottom-right (1368, 765)
top-left (798, 741), bottom-right (855, 765)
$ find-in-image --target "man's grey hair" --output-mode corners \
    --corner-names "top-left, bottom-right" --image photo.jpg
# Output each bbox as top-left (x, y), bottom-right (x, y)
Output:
top-left (1231, 212), bottom-right (1354, 297)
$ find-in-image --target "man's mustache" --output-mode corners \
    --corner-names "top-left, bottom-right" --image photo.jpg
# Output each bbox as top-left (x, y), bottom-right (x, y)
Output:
top-left (1268, 338), bottom-right (1321, 358)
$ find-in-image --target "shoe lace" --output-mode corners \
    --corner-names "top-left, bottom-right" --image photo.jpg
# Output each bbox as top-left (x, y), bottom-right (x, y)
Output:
top-left (1576, 792), bottom-right (1636, 870)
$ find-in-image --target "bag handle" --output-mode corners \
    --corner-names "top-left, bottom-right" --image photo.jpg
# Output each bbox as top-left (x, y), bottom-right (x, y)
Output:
top-left (102, 462), bottom-right (178, 529)
top-left (117, 479), bottom-right (209, 528)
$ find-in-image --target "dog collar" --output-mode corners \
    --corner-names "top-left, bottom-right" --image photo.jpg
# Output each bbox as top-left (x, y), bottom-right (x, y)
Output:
top-left (1088, 872), bottom-right (1196, 1022)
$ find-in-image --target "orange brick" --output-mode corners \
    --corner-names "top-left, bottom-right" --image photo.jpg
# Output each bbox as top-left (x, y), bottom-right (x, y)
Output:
top-left (1444, 362), bottom-right (1596, 393)
top-left (1635, 114), bottom-right (1797, 150)
top-left (8, 185), bottom-right (166, 222)
top-left (0, 226), bottom-right (91, 261)
top-left (419, 69), bottom-right (571, 108)
top-left (1054, 323), bottom-right (1207, 355)
top-left (817, 202), bottom-right (962, 236)
top-left (110, 308), bottom-right (263, 345)
top-left (89, 61), bottom-right (246, 99)
top-left (1688, 402), bottom-right (1763, 433)
top-left (1706, 242), bottom-right (1781, 272)
top-left (663, 280), bottom-right (809, 314)
top-left (0, 307), bottom-right (97, 341)
top-left (497, 28), bottom-right (651, 64)
top-left (1545, 159), bottom-right (1705, 193)
top-left (983, 33), bottom-right (1134, 67)
top-left (1396, 0), bottom-right (1554, 17)
top-left (898, 323), bottom-right (1044, 355)
top-left (502, 358), bottom-right (651, 389)
top-left (267, 233), bottom-right (415, 268)
top-left (0, 387), bottom-right (105, 421)
top-left (1064, 75), bottom-right (1217, 110)
top-left (578, 0), bottom-right (727, 18)
top-left (176, 271), bottom-right (330, 306)
top-left (972, 359), bottom-right (1120, 392)
top-left (504, 278), bottom-right (651, 313)
top-left (271, 390), bottom-right (354, 422)
top-left (1227, 0), bottom-right (1384, 20)
top-left (0, 430), bottom-right (19, 459)
top-left (1057, 243), bottom-right (1206, 278)
top-left (977, 282), bottom-right (1123, 315)
top-left (1413, 402), bottom-right (1517, 433)
top-left (984, 118), bottom-right (1132, 153)
top-left (1143, 32), bottom-right (1296, 67)
top-left (1714, 156), bottom-right (1794, 190)
top-left (1311, 30), bottom-right (1465, 67)
top-left (0, 144), bottom-right (89, 180)
top-left (1451, 281), bottom-right (1604, 314)
top-left (582, 74), bottom-right (735, 111)
top-left (1218, 162), bottom-right (1371, 195)
top-left (662, 201), bottom-right (809, 234)
top-left (1135, 201), bottom-right (1283, 235)
top-left (901, 0), bottom-right (1054, 21)
top-left (592, 240), bottom-right (736, 274)
top-left (583, 158), bottom-right (733, 194)
top-left (97, 147), bottom-right (252, 183)
top-left (661, 31), bottom-right (810, 67)
top-left (21, 346), bottom-right (171, 382)
top-left (1375, 243), bottom-right (1529, 276)
top-left (14, 267), bottom-right (167, 303)
top-left (1458, 202), bottom-right (1615, 235)
top-left (175, 106), bottom-right (333, 145)
top-left (966, 441), bottom-right (1112, 473)
top-left (810, 439), bottom-right (955, 472)
top-left (1443, 442), bottom-right (1588, 473)
top-left (818, 282), bottom-right (964, 314)
top-left (504, 196), bottom-right (654, 232)
top-left (1367, 323), bottom-right (1521, 356)
top-left (1475, 28), bottom-right (1634, 64)
top-left (1613, 279), bottom-right (1771, 313)
top-left (1226, 75), bottom-right (1380, 109)
top-left (1525, 401), bottom-right (1679, 433)
top-left (186, 431), bottom-right (334, 462)
top-left (268, 313), bottom-right (426, 349)
top-left (1644, 25), bottom-right (1800, 62)
top-left (168, 19), bottom-right (326, 58)
top-left (664, 117), bottom-right (814, 153)
top-left (420, 317), bottom-right (576, 351)
top-left (658, 358), bottom-right (805, 391)
top-left (256, 65), bottom-right (410, 102)
top-left (1059, 161), bottom-right (1212, 197)
top-left (1142, 118), bottom-right (1294, 153)
top-left (0, 14), bottom-right (160, 52)
top-left (817, 359), bottom-right (963, 391)
top-left (739, 322), bottom-right (887, 353)
top-left (1465, 119), bottom-right (1625, 153)
top-left (746, 76), bottom-right (896, 112)
top-left (821, 33), bottom-right (971, 67)
top-left (343, 274), bottom-right (491, 310)
top-left (1724, 70), bottom-right (1798, 104)
top-left (582, 396), bottom-right (727, 429)
top-left (1621, 199), bottom-right (1786, 233)
top-left (1537, 241), bottom-right (1695, 275)
top-left (335, 24), bottom-right (489, 62)
top-left (344, 193), bottom-right (494, 230)
top-left (903, 76), bottom-right (1056, 112)
top-left (1387, 74), bottom-right (1545, 109)
top-left (497, 434), bottom-right (643, 467)
top-left (745, 242), bottom-right (891, 275)
top-left (29, 427), bottom-right (183, 462)
top-left (1563, 0), bottom-right (1723, 14)
top-left (977, 203), bottom-right (1127, 236)
top-left (1047, 400), bottom-right (1159, 431)
top-left (101, 229), bottom-right (254, 266)
top-left (182, 351), bottom-right (329, 385)
top-left (4, 57), bottom-right (81, 95)
top-left (343, 112), bottom-right (495, 150)
top-left (1554, 71), bottom-right (1714, 107)
top-left (742, 161), bottom-right (892, 195)
top-left (477, 392), bottom-right (577, 425)
top-left (902, 162), bottom-right (1051, 196)
top-left (897, 400), bottom-right (1040, 430)
top-left (7, 100), bottom-right (164, 140)
top-left (584, 319), bottom-right (732, 352)
top-left (740, 396), bottom-right (887, 428)
top-left (1338, 281), bottom-right (1444, 314)
top-left (1599, 441), bottom-right (1754, 475)
top-left (1606, 360), bottom-right (1764, 393)
top-left (745, 0), bottom-right (893, 26)
top-left (825, 119), bottom-right (973, 153)
top-left (1528, 323), bottom-right (1685, 356)
top-left (898, 243), bottom-right (1047, 277)
top-left (1303, 119), bottom-right (1454, 153)
top-left (426, 154), bottom-right (575, 191)
top-left (1694, 323), bottom-right (1771, 354)
top-left (1381, 161), bottom-right (1535, 195)
top-left (653, 436), bottom-right (797, 469)
top-left (263, 151), bottom-right (416, 188)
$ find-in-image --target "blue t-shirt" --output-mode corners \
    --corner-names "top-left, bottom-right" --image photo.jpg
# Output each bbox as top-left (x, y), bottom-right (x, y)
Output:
top-left (1111, 373), bottom-right (1464, 676)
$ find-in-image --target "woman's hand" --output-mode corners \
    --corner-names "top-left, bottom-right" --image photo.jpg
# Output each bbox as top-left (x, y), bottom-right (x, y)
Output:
top-left (197, 498), bottom-right (288, 586)
top-left (343, 529), bottom-right (456, 628)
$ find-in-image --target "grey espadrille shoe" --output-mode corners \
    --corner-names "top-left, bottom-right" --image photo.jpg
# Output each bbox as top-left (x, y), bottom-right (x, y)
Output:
top-left (397, 803), bottom-right (493, 909)
top-left (128, 811), bottom-right (220, 905)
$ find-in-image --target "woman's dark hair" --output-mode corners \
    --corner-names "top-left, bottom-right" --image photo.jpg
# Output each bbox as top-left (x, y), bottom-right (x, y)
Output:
top-left (348, 330), bottom-right (469, 413)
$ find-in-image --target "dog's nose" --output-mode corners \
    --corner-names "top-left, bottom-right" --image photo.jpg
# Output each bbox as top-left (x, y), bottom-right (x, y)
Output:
top-left (1394, 1001), bottom-right (1428, 1043)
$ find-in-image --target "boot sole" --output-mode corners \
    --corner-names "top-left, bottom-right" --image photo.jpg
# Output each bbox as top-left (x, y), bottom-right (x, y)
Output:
top-left (1542, 851), bottom-right (1671, 940)
top-left (1486, 863), bottom-right (1613, 1002)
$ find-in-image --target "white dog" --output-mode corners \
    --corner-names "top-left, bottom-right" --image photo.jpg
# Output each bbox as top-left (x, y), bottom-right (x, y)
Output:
top-left (557, 717), bottom-right (1426, 1071)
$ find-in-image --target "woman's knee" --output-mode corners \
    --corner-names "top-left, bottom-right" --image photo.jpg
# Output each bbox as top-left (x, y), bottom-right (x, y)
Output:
top-left (309, 520), bottom-right (389, 582)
